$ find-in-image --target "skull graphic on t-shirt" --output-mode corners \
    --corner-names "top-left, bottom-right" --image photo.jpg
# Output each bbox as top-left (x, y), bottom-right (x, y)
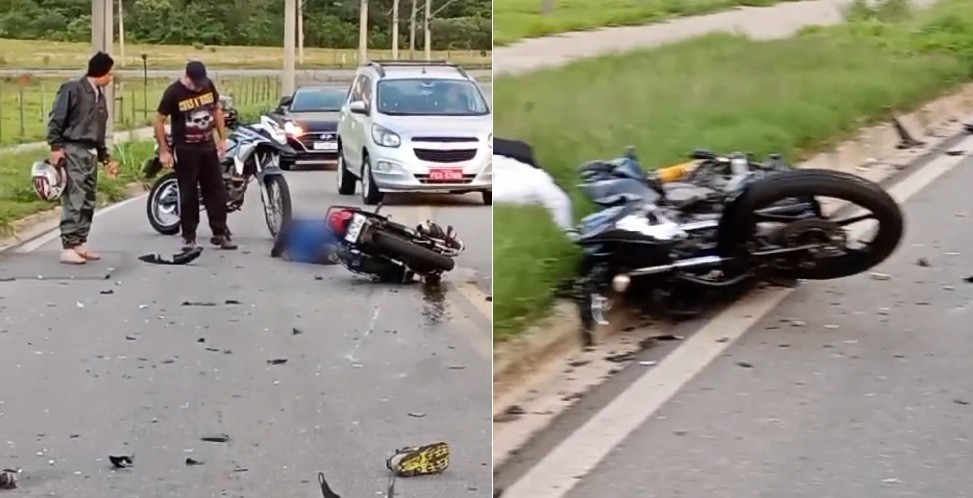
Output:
top-left (173, 88), bottom-right (218, 144)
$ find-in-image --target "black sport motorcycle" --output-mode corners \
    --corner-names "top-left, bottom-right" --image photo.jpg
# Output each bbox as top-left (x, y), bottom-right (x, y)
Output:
top-left (325, 204), bottom-right (464, 283)
top-left (144, 115), bottom-right (296, 238)
top-left (572, 146), bottom-right (904, 345)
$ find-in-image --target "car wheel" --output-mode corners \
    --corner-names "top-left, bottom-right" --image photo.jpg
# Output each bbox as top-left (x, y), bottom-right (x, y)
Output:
top-left (360, 156), bottom-right (383, 205)
top-left (482, 191), bottom-right (492, 205)
top-left (336, 148), bottom-right (355, 195)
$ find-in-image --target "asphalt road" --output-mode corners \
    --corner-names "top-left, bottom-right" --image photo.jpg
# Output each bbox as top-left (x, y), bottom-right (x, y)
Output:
top-left (0, 166), bottom-right (492, 496)
top-left (496, 150), bottom-right (973, 496)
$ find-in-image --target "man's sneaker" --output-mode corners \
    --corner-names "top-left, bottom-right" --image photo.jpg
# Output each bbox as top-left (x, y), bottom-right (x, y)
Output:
top-left (210, 234), bottom-right (238, 250)
top-left (181, 238), bottom-right (197, 251)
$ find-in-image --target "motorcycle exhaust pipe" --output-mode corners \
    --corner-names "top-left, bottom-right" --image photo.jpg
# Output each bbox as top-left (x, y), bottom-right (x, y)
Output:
top-left (615, 255), bottom-right (728, 288)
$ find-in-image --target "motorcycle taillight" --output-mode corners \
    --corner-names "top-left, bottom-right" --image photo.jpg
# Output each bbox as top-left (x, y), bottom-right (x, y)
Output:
top-left (328, 209), bottom-right (354, 235)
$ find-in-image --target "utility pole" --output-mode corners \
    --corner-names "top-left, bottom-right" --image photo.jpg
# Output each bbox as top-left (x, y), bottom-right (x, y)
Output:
top-left (92, 0), bottom-right (114, 146)
top-left (117, 0), bottom-right (125, 66)
top-left (391, 0), bottom-right (399, 59)
top-left (357, 0), bottom-right (368, 64)
top-left (298, 0), bottom-right (304, 65)
top-left (423, 0), bottom-right (431, 60)
top-left (409, 0), bottom-right (417, 59)
top-left (283, 0), bottom-right (296, 96)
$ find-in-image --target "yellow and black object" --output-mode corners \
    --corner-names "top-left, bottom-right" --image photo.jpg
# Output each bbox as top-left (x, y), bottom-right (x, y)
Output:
top-left (385, 441), bottom-right (451, 478)
top-left (655, 161), bottom-right (697, 183)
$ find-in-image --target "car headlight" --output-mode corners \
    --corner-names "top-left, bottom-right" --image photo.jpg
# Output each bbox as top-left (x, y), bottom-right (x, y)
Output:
top-left (371, 124), bottom-right (401, 148)
top-left (283, 121), bottom-right (304, 137)
top-left (487, 133), bottom-right (493, 149)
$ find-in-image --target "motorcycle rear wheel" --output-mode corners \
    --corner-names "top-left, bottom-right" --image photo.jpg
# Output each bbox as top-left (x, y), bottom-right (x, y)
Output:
top-left (717, 168), bottom-right (903, 280)
top-left (371, 230), bottom-right (454, 273)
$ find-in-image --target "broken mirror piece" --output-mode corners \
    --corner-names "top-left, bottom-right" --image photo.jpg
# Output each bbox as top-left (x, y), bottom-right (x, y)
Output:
top-left (138, 247), bottom-right (203, 266)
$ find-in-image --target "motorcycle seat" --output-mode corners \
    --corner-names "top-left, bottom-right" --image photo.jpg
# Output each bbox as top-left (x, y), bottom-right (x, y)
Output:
top-left (690, 149), bottom-right (717, 160)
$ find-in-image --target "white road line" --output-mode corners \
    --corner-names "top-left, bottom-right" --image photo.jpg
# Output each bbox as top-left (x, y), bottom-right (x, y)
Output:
top-left (500, 137), bottom-right (973, 498)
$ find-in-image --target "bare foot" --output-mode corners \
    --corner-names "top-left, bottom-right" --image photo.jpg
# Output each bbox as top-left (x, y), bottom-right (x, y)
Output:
top-left (60, 249), bottom-right (86, 265)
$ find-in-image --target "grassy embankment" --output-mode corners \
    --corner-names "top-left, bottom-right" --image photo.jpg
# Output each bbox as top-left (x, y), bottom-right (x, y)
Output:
top-left (493, 0), bottom-right (973, 341)
top-left (0, 139), bottom-right (155, 233)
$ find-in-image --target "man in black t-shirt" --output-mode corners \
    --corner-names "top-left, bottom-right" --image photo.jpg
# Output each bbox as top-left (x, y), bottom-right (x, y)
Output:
top-left (154, 61), bottom-right (237, 250)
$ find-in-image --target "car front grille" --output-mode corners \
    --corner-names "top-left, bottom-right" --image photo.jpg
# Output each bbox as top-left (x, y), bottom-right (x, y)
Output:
top-left (413, 148), bottom-right (477, 163)
top-left (299, 132), bottom-right (337, 145)
top-left (412, 136), bottom-right (479, 143)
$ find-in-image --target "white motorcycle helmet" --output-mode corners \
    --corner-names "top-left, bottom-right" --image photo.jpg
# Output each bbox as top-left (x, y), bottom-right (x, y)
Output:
top-left (31, 160), bottom-right (66, 201)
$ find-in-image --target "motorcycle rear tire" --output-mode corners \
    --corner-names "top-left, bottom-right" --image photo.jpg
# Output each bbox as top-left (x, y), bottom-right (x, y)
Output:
top-left (371, 230), bottom-right (455, 273)
top-left (146, 171), bottom-right (182, 236)
top-left (717, 168), bottom-right (903, 280)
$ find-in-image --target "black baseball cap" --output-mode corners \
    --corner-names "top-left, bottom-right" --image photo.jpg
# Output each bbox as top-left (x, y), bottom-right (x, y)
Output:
top-left (185, 61), bottom-right (210, 87)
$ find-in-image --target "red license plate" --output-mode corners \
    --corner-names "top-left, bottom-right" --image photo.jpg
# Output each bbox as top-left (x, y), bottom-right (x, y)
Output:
top-left (428, 169), bottom-right (464, 181)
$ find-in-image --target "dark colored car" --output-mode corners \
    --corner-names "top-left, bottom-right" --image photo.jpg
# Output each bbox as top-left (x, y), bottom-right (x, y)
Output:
top-left (268, 85), bottom-right (348, 170)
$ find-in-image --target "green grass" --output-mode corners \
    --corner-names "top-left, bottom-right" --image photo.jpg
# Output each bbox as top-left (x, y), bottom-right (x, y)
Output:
top-left (493, 0), bottom-right (973, 340)
top-left (494, 0), bottom-right (800, 45)
top-left (0, 75), bottom-right (284, 146)
top-left (0, 139), bottom-right (155, 233)
top-left (0, 38), bottom-right (491, 70)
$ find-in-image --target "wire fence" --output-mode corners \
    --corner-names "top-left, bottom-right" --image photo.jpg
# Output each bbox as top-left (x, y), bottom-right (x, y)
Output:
top-left (0, 75), bottom-right (284, 147)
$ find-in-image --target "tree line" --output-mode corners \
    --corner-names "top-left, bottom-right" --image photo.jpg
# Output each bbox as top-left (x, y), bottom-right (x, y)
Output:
top-left (0, 0), bottom-right (491, 50)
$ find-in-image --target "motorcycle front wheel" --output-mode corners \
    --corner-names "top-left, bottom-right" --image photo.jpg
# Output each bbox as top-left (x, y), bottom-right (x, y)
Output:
top-left (146, 172), bottom-right (182, 235)
top-left (261, 174), bottom-right (293, 238)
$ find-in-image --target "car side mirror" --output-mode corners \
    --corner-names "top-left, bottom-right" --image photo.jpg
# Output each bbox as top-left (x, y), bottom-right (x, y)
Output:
top-left (349, 100), bottom-right (368, 115)
top-left (278, 96), bottom-right (293, 108)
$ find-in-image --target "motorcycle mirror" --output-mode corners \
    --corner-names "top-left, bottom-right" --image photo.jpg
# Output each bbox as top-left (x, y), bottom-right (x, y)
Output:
top-left (374, 202), bottom-right (384, 215)
top-left (624, 146), bottom-right (637, 161)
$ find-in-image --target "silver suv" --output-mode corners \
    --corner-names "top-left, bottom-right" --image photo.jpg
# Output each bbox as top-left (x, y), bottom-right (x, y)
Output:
top-left (335, 60), bottom-right (493, 205)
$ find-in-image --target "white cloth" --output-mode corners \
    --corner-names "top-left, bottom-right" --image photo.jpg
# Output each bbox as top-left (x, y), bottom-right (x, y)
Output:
top-left (494, 154), bottom-right (575, 231)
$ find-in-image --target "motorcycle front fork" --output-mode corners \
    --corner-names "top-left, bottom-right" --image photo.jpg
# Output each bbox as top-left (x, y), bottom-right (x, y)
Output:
top-left (577, 261), bottom-right (611, 347)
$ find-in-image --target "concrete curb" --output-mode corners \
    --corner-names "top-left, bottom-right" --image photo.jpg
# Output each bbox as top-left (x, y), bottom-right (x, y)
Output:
top-left (492, 81), bottom-right (973, 440)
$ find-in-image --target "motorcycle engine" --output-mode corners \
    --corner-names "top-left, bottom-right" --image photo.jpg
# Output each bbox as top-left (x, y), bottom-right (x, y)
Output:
top-left (222, 162), bottom-right (247, 211)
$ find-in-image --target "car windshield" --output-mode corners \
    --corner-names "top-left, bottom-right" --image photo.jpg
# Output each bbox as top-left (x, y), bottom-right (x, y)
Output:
top-left (289, 88), bottom-right (346, 112)
top-left (376, 79), bottom-right (490, 116)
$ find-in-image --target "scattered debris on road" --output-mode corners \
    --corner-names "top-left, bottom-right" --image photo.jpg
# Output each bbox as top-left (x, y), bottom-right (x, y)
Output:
top-left (138, 247), bottom-right (203, 266)
top-left (267, 358), bottom-right (288, 365)
top-left (870, 272), bottom-right (892, 281)
top-left (108, 455), bottom-right (133, 469)
top-left (182, 301), bottom-right (217, 307)
top-left (185, 457), bottom-right (204, 466)
top-left (0, 468), bottom-right (19, 489)
top-left (916, 257), bottom-right (930, 267)
top-left (200, 434), bottom-right (231, 443)
top-left (736, 361), bottom-right (754, 368)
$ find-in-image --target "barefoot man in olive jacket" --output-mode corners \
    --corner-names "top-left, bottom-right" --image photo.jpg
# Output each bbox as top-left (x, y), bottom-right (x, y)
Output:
top-left (46, 51), bottom-right (119, 265)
